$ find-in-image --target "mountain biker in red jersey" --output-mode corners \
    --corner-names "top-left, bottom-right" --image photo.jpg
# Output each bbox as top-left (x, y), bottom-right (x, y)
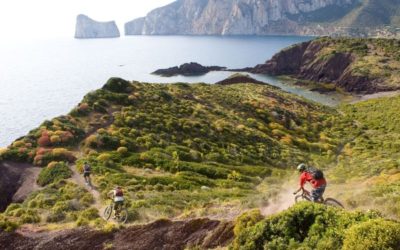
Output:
top-left (293, 163), bottom-right (327, 202)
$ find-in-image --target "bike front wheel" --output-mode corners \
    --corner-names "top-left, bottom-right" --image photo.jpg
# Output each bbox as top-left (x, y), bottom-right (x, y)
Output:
top-left (103, 205), bottom-right (113, 220)
top-left (324, 198), bottom-right (344, 208)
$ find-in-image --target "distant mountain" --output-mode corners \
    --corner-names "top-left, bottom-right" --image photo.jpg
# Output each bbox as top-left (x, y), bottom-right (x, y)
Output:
top-left (75, 14), bottom-right (120, 39)
top-left (124, 0), bottom-right (400, 37)
top-left (338, 0), bottom-right (400, 28)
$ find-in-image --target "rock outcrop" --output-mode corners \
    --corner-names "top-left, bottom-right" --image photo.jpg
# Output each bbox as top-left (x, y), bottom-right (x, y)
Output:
top-left (215, 73), bottom-right (267, 86)
top-left (75, 14), bottom-right (120, 39)
top-left (0, 161), bottom-right (40, 212)
top-left (125, 0), bottom-right (360, 36)
top-left (0, 218), bottom-right (234, 250)
top-left (152, 62), bottom-right (226, 77)
top-left (245, 37), bottom-right (400, 94)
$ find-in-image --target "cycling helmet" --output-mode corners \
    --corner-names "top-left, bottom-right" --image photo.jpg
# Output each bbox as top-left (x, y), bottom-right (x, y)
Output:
top-left (297, 163), bottom-right (307, 171)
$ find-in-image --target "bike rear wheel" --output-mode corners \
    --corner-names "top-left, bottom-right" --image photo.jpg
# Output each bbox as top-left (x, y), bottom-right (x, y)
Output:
top-left (295, 194), bottom-right (311, 203)
top-left (103, 205), bottom-right (113, 220)
top-left (115, 208), bottom-right (128, 224)
top-left (324, 198), bottom-right (344, 208)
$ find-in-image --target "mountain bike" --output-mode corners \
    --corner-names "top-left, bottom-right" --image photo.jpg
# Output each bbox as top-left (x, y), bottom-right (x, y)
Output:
top-left (103, 199), bottom-right (128, 224)
top-left (294, 189), bottom-right (344, 208)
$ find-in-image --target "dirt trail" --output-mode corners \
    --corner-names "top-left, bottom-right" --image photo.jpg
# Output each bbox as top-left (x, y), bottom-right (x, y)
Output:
top-left (261, 186), bottom-right (296, 216)
top-left (68, 164), bottom-right (102, 211)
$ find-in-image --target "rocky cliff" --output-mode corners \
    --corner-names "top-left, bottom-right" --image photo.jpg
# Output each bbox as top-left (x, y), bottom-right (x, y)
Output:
top-left (247, 37), bottom-right (400, 94)
top-left (0, 162), bottom-right (40, 212)
top-left (124, 0), bottom-right (357, 35)
top-left (125, 0), bottom-right (400, 37)
top-left (75, 14), bottom-right (120, 39)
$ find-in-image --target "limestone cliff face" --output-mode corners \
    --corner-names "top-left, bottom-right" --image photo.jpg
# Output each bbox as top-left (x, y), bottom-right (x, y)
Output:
top-left (125, 0), bottom-right (359, 35)
top-left (75, 14), bottom-right (120, 38)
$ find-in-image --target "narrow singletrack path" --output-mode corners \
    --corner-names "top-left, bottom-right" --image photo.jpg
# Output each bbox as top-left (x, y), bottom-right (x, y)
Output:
top-left (69, 164), bottom-right (102, 211)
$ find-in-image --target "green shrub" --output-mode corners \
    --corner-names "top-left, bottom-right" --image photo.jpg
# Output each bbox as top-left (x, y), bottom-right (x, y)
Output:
top-left (117, 146), bottom-right (128, 155)
top-left (343, 219), bottom-right (400, 250)
top-left (0, 215), bottom-right (19, 232)
top-left (37, 162), bottom-right (72, 186)
top-left (46, 212), bottom-right (66, 223)
top-left (103, 77), bottom-right (132, 93)
top-left (233, 209), bottom-right (264, 241)
top-left (231, 203), bottom-right (383, 250)
top-left (20, 209), bottom-right (40, 224)
top-left (78, 208), bottom-right (99, 221)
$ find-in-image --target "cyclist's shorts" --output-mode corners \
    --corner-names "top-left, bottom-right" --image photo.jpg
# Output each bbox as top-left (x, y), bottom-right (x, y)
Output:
top-left (311, 185), bottom-right (326, 202)
top-left (83, 172), bottom-right (91, 177)
top-left (114, 200), bottom-right (124, 210)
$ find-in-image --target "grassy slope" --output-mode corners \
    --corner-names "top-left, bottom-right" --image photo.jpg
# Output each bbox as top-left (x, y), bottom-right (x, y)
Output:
top-left (0, 77), bottom-right (399, 248)
top-left (0, 78), bottom-right (340, 228)
top-left (331, 95), bottom-right (400, 219)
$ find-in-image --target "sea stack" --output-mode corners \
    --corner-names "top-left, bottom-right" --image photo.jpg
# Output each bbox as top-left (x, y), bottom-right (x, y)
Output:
top-left (75, 14), bottom-right (120, 39)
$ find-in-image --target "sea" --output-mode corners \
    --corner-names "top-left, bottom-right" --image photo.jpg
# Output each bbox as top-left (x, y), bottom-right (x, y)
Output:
top-left (0, 35), bottom-right (344, 147)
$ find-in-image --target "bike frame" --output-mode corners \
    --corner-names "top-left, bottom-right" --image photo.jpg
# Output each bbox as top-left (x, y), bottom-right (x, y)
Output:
top-left (298, 189), bottom-right (324, 203)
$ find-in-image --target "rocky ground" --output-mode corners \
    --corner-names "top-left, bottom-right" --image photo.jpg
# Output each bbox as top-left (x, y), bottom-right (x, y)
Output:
top-left (0, 218), bottom-right (233, 250)
top-left (0, 161), bottom-right (40, 212)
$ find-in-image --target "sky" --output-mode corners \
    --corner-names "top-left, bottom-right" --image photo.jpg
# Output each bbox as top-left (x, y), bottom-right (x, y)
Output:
top-left (0, 0), bottom-right (175, 40)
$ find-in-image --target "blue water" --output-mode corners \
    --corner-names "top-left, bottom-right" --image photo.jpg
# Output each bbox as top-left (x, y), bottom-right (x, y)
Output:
top-left (0, 35), bottom-right (340, 147)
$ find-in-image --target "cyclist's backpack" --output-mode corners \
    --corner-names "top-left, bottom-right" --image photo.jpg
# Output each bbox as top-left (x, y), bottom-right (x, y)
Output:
top-left (115, 189), bottom-right (123, 197)
top-left (308, 167), bottom-right (324, 180)
top-left (84, 164), bottom-right (91, 173)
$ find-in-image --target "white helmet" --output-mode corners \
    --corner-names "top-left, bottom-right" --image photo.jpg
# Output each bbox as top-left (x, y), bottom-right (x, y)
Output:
top-left (297, 163), bottom-right (307, 171)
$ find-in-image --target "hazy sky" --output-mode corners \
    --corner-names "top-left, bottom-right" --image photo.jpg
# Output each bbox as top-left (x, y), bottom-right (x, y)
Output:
top-left (0, 0), bottom-right (174, 40)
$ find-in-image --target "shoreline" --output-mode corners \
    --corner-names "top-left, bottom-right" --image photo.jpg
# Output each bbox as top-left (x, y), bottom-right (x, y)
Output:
top-left (351, 90), bottom-right (400, 103)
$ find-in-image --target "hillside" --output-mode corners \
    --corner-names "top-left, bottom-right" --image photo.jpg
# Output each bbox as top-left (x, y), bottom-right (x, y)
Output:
top-left (338, 0), bottom-right (400, 28)
top-left (124, 0), bottom-right (400, 37)
top-left (248, 37), bottom-right (400, 94)
top-left (331, 95), bottom-right (400, 219)
top-left (0, 77), bottom-right (400, 248)
top-left (0, 78), bottom-right (340, 225)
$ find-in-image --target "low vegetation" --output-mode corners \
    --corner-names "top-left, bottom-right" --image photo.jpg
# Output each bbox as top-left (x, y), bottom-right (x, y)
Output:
top-left (0, 180), bottom-right (99, 231)
top-left (0, 78), bottom-right (341, 223)
top-left (316, 37), bottom-right (400, 87)
top-left (232, 202), bottom-right (400, 250)
top-left (0, 76), bottom-right (399, 248)
top-left (37, 161), bottom-right (72, 186)
top-left (330, 95), bottom-right (400, 219)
